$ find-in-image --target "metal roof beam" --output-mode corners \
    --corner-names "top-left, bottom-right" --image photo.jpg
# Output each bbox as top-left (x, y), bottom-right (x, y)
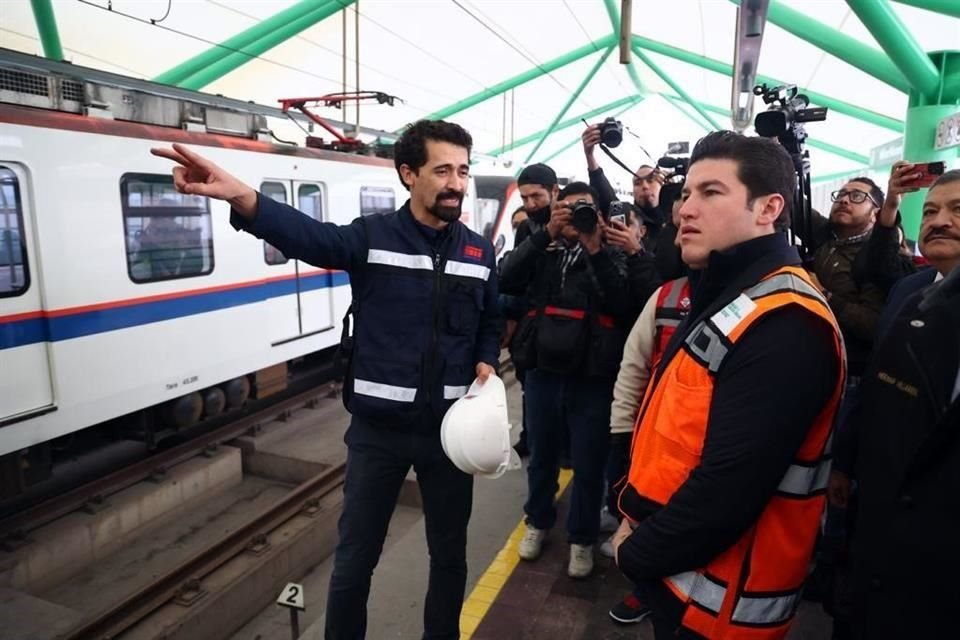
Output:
top-left (730, 0), bottom-right (910, 92)
top-left (631, 34), bottom-right (905, 132)
top-left (154, 0), bottom-right (339, 86)
top-left (486, 94), bottom-right (643, 156)
top-left (30, 0), bottom-right (63, 60)
top-left (891, 0), bottom-right (960, 19)
top-left (178, 1), bottom-right (353, 90)
top-left (521, 48), bottom-right (615, 168)
top-left (602, 0), bottom-right (646, 95)
top-left (419, 33), bottom-right (618, 124)
top-left (632, 46), bottom-right (723, 130)
top-left (661, 94), bottom-right (870, 165)
top-left (846, 0), bottom-right (942, 97)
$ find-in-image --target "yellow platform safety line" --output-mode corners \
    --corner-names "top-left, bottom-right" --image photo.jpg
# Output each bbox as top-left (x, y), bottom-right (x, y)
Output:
top-left (459, 468), bottom-right (575, 639)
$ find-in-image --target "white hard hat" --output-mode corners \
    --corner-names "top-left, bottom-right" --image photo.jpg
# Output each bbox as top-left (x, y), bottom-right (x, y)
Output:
top-left (441, 375), bottom-right (520, 478)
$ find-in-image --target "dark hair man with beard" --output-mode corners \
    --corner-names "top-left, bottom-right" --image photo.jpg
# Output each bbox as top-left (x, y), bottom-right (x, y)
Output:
top-left (514, 162), bottom-right (559, 246)
top-left (152, 119), bottom-right (500, 640)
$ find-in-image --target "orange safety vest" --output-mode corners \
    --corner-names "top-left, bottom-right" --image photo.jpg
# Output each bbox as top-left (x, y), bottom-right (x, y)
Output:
top-left (622, 265), bottom-right (845, 639)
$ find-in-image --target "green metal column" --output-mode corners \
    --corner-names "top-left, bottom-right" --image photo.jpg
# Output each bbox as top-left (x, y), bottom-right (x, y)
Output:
top-left (900, 50), bottom-right (960, 241)
top-left (178, 1), bottom-right (353, 90)
top-left (521, 48), bottom-right (614, 167)
top-left (154, 0), bottom-right (337, 86)
top-left (419, 33), bottom-right (617, 124)
top-left (30, 0), bottom-right (63, 61)
top-left (847, 0), bottom-right (941, 97)
top-left (730, 0), bottom-right (909, 92)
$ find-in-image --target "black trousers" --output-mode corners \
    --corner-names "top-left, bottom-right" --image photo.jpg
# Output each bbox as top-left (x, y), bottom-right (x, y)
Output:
top-left (325, 417), bottom-right (474, 640)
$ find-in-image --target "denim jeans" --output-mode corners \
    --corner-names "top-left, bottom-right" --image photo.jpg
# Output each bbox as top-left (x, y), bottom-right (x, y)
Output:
top-left (325, 417), bottom-right (473, 640)
top-left (523, 369), bottom-right (612, 545)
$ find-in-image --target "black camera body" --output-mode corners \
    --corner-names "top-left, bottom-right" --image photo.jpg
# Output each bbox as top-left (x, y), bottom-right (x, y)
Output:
top-left (569, 199), bottom-right (600, 234)
top-left (753, 83), bottom-right (827, 139)
top-left (657, 155), bottom-right (690, 178)
top-left (598, 117), bottom-right (623, 147)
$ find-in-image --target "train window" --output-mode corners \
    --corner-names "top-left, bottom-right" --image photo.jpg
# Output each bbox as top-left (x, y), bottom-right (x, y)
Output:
top-left (0, 166), bottom-right (29, 297)
top-left (261, 181), bottom-right (289, 265)
top-left (360, 186), bottom-right (395, 216)
top-left (298, 183), bottom-right (324, 221)
top-left (121, 174), bottom-right (214, 283)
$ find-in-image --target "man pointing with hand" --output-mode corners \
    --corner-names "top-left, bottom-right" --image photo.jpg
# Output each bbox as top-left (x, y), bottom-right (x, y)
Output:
top-left (154, 119), bottom-right (500, 640)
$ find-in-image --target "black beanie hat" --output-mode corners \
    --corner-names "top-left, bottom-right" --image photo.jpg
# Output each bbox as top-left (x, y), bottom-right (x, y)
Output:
top-left (517, 163), bottom-right (558, 188)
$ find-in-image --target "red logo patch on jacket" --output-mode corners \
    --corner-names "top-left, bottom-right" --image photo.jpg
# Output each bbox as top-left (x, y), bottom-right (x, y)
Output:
top-left (464, 245), bottom-right (484, 260)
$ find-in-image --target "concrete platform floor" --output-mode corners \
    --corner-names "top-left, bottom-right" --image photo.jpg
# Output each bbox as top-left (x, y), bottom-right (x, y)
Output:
top-left (233, 371), bottom-right (833, 640)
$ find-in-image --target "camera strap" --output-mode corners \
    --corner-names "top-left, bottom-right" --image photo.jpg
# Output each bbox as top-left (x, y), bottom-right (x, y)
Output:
top-left (598, 143), bottom-right (643, 181)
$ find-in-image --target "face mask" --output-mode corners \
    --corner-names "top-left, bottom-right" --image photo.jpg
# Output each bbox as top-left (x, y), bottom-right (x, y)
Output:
top-left (529, 205), bottom-right (551, 225)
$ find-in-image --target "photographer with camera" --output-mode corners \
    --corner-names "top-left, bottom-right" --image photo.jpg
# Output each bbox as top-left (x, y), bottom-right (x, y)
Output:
top-left (582, 123), bottom-right (671, 254)
top-left (499, 182), bottom-right (630, 579)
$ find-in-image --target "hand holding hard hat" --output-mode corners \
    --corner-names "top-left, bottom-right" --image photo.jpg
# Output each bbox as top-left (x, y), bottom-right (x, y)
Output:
top-left (441, 375), bottom-right (521, 478)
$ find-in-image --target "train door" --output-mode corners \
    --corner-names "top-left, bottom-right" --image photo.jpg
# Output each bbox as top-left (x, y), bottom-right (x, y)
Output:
top-left (292, 181), bottom-right (334, 337)
top-left (260, 180), bottom-right (334, 346)
top-left (0, 163), bottom-right (55, 424)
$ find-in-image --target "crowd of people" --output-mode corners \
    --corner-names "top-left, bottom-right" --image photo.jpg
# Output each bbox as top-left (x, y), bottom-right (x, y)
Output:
top-left (153, 116), bottom-right (959, 640)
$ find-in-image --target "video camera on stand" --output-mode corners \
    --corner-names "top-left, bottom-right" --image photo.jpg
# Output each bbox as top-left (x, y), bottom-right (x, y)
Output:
top-left (753, 83), bottom-right (827, 262)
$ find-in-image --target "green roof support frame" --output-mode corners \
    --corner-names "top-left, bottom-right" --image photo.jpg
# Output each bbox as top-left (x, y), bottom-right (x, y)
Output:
top-left (633, 46), bottom-right (723, 130)
top-left (419, 33), bottom-right (617, 124)
top-left (730, 0), bottom-right (910, 92)
top-left (486, 95), bottom-right (643, 156)
top-left (812, 170), bottom-right (868, 185)
top-left (602, 0), bottom-right (646, 95)
top-left (540, 100), bottom-right (643, 165)
top-left (847, 0), bottom-right (942, 97)
top-left (30, 0), bottom-right (63, 61)
top-left (631, 34), bottom-right (905, 132)
top-left (177, 0), bottom-right (353, 91)
top-left (155, 0), bottom-right (338, 86)
top-left (661, 94), bottom-right (871, 165)
top-left (892, 0), bottom-right (960, 22)
top-left (521, 47), bottom-right (615, 168)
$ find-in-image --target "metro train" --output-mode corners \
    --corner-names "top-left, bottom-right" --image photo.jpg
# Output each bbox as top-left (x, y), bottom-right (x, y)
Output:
top-left (0, 55), bottom-right (519, 496)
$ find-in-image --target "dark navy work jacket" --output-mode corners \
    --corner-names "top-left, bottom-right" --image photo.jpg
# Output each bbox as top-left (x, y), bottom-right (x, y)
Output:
top-left (231, 194), bottom-right (501, 428)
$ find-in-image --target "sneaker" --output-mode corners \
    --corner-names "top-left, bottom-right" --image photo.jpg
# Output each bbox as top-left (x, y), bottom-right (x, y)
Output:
top-left (518, 525), bottom-right (546, 561)
top-left (609, 593), bottom-right (652, 625)
top-left (568, 544), bottom-right (594, 578)
top-left (599, 535), bottom-right (615, 559)
top-left (599, 507), bottom-right (619, 533)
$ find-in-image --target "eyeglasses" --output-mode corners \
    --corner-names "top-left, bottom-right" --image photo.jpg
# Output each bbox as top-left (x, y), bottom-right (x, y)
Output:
top-left (830, 189), bottom-right (876, 205)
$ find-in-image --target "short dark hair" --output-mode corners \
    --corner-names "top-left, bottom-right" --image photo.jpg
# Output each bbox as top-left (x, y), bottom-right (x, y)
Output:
top-left (394, 120), bottom-right (472, 191)
top-left (511, 206), bottom-right (526, 222)
top-left (558, 181), bottom-right (599, 202)
top-left (846, 176), bottom-right (885, 209)
top-left (931, 169), bottom-right (960, 191)
top-left (690, 131), bottom-right (795, 230)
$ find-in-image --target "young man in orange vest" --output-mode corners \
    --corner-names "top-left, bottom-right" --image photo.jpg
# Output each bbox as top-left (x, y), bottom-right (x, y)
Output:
top-left (611, 131), bottom-right (845, 639)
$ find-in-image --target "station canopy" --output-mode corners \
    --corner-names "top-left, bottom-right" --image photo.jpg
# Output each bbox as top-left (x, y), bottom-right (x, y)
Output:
top-left (2, 0), bottom-right (958, 189)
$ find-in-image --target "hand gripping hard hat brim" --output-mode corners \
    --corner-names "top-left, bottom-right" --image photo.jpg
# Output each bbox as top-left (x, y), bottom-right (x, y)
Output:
top-left (441, 375), bottom-right (521, 478)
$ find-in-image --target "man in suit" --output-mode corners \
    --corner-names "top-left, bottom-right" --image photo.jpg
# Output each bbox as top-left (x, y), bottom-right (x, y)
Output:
top-left (848, 169), bottom-right (960, 640)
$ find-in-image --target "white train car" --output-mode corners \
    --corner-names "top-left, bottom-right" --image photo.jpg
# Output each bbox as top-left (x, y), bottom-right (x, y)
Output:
top-left (0, 53), bottom-right (479, 494)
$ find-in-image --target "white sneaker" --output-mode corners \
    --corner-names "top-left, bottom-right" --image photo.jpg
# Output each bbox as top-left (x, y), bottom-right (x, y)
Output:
top-left (599, 535), bottom-right (615, 559)
top-left (568, 543), bottom-right (594, 578)
top-left (599, 507), bottom-right (619, 534)
top-left (518, 524), bottom-right (546, 561)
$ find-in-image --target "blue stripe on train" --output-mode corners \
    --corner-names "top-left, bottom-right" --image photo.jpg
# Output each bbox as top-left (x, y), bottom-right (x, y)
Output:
top-left (0, 271), bottom-right (350, 350)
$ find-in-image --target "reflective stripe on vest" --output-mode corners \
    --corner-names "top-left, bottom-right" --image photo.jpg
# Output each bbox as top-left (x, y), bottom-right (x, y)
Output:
top-left (777, 458), bottom-right (831, 497)
top-left (443, 385), bottom-right (469, 400)
top-left (354, 378), bottom-right (418, 402)
top-left (683, 320), bottom-right (731, 374)
top-left (654, 278), bottom-right (690, 360)
top-left (367, 249), bottom-right (433, 271)
top-left (669, 572), bottom-right (803, 626)
top-left (444, 260), bottom-right (490, 281)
